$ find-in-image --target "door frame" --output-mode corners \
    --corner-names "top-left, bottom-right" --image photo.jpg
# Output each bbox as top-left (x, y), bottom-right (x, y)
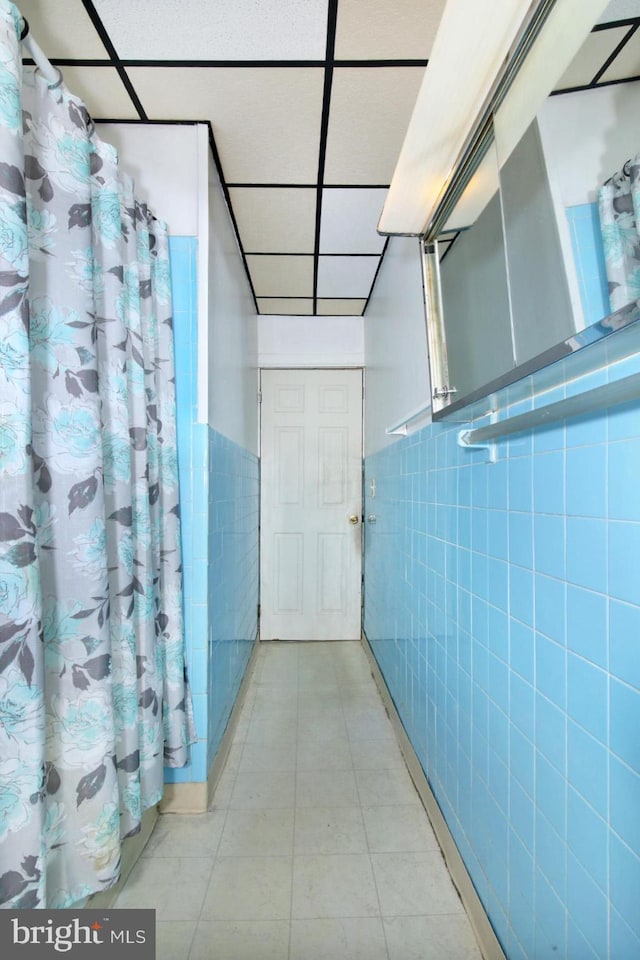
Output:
top-left (258, 366), bottom-right (365, 641)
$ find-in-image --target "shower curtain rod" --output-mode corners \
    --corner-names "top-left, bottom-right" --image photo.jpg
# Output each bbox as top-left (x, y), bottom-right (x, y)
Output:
top-left (20, 17), bottom-right (60, 85)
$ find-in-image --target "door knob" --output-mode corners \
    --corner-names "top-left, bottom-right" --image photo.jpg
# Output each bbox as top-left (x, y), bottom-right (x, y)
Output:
top-left (349, 514), bottom-right (359, 525)
top-left (367, 515), bottom-right (377, 523)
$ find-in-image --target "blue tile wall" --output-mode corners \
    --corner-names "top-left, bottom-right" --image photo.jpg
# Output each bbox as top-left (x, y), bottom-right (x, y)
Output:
top-left (364, 353), bottom-right (640, 959)
top-left (207, 428), bottom-right (259, 770)
top-left (566, 203), bottom-right (610, 328)
top-left (164, 237), bottom-right (258, 785)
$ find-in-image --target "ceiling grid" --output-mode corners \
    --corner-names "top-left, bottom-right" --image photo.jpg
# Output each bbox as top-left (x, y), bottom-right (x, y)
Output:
top-left (17, 0), bottom-right (639, 315)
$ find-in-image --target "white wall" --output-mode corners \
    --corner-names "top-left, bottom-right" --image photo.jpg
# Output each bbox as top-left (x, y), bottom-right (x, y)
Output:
top-left (364, 237), bottom-right (431, 456)
top-left (258, 314), bottom-right (364, 368)
top-left (96, 123), bottom-right (202, 236)
top-left (208, 153), bottom-right (259, 454)
top-left (538, 82), bottom-right (640, 207)
top-left (98, 122), bottom-right (259, 454)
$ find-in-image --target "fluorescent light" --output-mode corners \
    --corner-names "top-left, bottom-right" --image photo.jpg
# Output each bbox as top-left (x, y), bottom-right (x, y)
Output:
top-left (378, 0), bottom-right (534, 237)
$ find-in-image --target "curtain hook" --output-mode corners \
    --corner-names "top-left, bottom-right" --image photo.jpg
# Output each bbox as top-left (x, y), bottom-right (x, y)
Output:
top-left (20, 17), bottom-right (29, 41)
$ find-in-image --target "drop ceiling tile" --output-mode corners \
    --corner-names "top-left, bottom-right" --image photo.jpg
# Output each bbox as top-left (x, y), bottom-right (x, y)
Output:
top-left (230, 188), bottom-right (316, 254)
top-left (257, 298), bottom-right (313, 315)
top-left (599, 27), bottom-right (640, 82)
top-left (127, 67), bottom-right (323, 183)
top-left (316, 255), bottom-right (380, 298)
top-left (18, 0), bottom-right (109, 58)
top-left (94, 0), bottom-right (329, 61)
top-left (246, 255), bottom-right (314, 297)
top-left (335, 0), bottom-right (446, 60)
top-left (25, 66), bottom-right (140, 120)
top-left (555, 27), bottom-right (629, 89)
top-left (324, 67), bottom-right (425, 184)
top-left (320, 188), bottom-right (387, 254)
top-left (317, 299), bottom-right (367, 315)
top-left (598, 0), bottom-right (640, 22)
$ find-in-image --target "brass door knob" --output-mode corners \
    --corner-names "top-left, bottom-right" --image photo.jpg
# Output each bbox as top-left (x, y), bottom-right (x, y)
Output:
top-left (349, 514), bottom-right (360, 525)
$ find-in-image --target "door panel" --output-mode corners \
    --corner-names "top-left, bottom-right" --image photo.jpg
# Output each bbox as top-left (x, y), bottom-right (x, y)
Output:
top-left (260, 369), bottom-right (363, 641)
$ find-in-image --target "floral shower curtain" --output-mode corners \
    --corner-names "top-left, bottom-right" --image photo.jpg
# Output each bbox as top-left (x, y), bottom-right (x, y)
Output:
top-left (598, 154), bottom-right (640, 313)
top-left (0, 1), bottom-right (194, 908)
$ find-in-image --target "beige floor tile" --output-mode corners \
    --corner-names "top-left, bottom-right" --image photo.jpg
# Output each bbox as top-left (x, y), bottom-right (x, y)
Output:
top-left (294, 806), bottom-right (367, 855)
top-left (346, 713), bottom-right (395, 743)
top-left (296, 737), bottom-right (353, 771)
top-left (292, 854), bottom-right (380, 919)
top-left (297, 703), bottom-right (346, 723)
top-left (252, 686), bottom-right (299, 710)
top-left (156, 921), bottom-right (196, 960)
top-left (230, 770), bottom-right (296, 809)
top-left (119, 643), bottom-right (482, 960)
top-left (384, 914), bottom-right (483, 960)
top-left (238, 739), bottom-right (297, 773)
top-left (290, 917), bottom-right (388, 960)
top-left (210, 768), bottom-right (237, 808)
top-left (219, 808), bottom-right (295, 857)
top-left (343, 702), bottom-right (388, 724)
top-left (257, 660), bottom-right (299, 684)
top-left (223, 740), bottom-right (246, 773)
top-left (245, 717), bottom-right (298, 744)
top-left (298, 667), bottom-right (339, 687)
top-left (189, 920), bottom-right (290, 960)
top-left (201, 857), bottom-right (292, 921)
top-left (349, 738), bottom-right (406, 771)
top-left (116, 857), bottom-right (213, 920)
top-left (296, 769), bottom-right (359, 807)
top-left (362, 804), bottom-right (440, 853)
top-left (299, 686), bottom-right (344, 707)
top-left (143, 811), bottom-right (226, 858)
top-left (355, 768), bottom-right (421, 806)
top-left (339, 684), bottom-right (384, 707)
top-left (298, 715), bottom-right (347, 742)
top-left (371, 851), bottom-right (465, 917)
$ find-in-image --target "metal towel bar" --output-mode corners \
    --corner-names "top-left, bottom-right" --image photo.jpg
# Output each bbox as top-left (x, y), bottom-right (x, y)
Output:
top-left (458, 370), bottom-right (640, 448)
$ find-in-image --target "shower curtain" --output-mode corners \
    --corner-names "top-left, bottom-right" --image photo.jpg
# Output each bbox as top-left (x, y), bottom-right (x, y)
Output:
top-left (598, 154), bottom-right (640, 313)
top-left (0, 1), bottom-right (194, 908)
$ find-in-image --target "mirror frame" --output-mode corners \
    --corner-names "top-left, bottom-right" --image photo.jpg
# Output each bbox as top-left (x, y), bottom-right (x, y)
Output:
top-left (421, 0), bottom-right (639, 418)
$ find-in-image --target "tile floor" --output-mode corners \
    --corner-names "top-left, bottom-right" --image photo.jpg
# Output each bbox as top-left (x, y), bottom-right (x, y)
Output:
top-left (116, 641), bottom-right (483, 960)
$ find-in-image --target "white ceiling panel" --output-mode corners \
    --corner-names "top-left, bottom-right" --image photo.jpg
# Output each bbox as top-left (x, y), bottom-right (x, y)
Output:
top-left (598, 0), bottom-right (640, 21)
top-left (257, 299), bottom-right (314, 315)
top-left (324, 67), bottom-right (425, 184)
top-left (599, 27), bottom-right (640, 81)
top-left (317, 299), bottom-right (367, 315)
top-left (246, 255), bottom-right (314, 297)
top-left (320, 188), bottom-right (387, 253)
top-left (94, 0), bottom-right (329, 61)
top-left (34, 66), bottom-right (140, 120)
top-left (18, 0), bottom-right (109, 58)
top-left (555, 26), bottom-right (629, 88)
top-left (316, 256), bottom-right (380, 297)
top-left (127, 67), bottom-right (324, 183)
top-left (230, 188), bottom-right (316, 254)
top-left (335, 0), bottom-right (447, 60)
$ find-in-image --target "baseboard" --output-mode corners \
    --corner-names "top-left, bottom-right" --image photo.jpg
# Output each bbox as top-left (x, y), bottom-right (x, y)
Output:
top-left (360, 631), bottom-right (507, 960)
top-left (88, 805), bottom-right (159, 909)
top-left (159, 636), bottom-right (261, 814)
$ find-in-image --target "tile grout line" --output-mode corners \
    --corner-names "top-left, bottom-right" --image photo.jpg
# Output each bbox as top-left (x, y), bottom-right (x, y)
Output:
top-left (187, 645), bottom-right (263, 958)
top-left (338, 645), bottom-right (393, 960)
top-left (288, 643), bottom-right (301, 960)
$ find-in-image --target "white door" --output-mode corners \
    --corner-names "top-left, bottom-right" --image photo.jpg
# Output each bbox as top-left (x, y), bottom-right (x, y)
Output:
top-left (260, 369), bottom-right (363, 641)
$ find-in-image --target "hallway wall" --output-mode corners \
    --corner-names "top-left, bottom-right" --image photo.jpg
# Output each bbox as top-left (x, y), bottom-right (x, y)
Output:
top-left (363, 239), bottom-right (640, 958)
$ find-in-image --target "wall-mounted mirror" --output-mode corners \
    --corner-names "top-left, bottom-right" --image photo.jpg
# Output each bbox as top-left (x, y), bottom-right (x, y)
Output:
top-left (425, 0), bottom-right (640, 416)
